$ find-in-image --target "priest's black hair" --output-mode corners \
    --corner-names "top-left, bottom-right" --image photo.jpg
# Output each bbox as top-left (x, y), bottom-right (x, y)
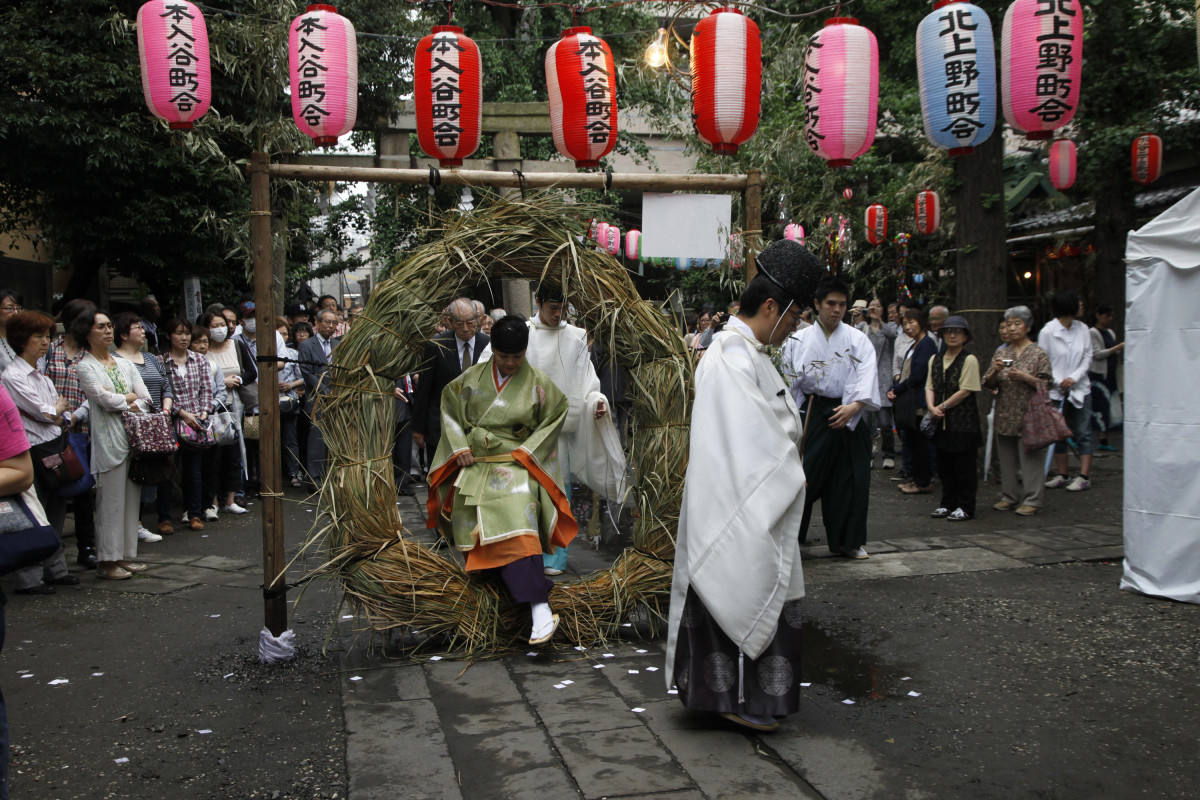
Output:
top-left (535, 283), bottom-right (565, 304)
top-left (813, 275), bottom-right (851, 307)
top-left (739, 239), bottom-right (825, 317)
top-left (491, 315), bottom-right (529, 354)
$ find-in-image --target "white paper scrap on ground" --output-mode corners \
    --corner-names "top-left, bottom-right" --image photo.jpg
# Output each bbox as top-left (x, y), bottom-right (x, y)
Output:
top-left (223, 673), bottom-right (233, 679)
top-left (574, 645), bottom-right (587, 651)
top-left (114, 757), bottom-right (129, 764)
top-left (197, 729), bottom-right (212, 734)
top-left (800, 682), bottom-right (812, 687)
top-left (561, 680), bottom-right (573, 685)
top-left (602, 653), bottom-right (614, 658)
top-left (622, 623), bottom-right (632, 627)
top-left (429, 656), bottom-right (442, 661)
top-left (341, 615), bottom-right (353, 620)
top-left (593, 664), bottom-right (605, 669)
top-left (47, 679), bottom-right (69, 685)
top-left (20, 675), bottom-right (32, 679)
top-left (92, 672), bottom-right (104, 677)
top-left (16, 670), bottom-right (29, 674)
top-left (842, 699), bottom-right (856, 705)
top-left (553, 683), bottom-right (567, 689)
top-left (526, 652), bottom-right (538, 657)
top-left (635, 649), bottom-right (648, 654)
top-left (631, 707), bottom-right (646, 713)
top-left (628, 670), bottom-right (639, 674)
top-left (907, 691), bottom-right (921, 697)
top-left (646, 666), bottom-right (659, 672)
top-left (210, 614), bottom-right (220, 618)
top-left (667, 689), bottom-right (678, 695)
top-left (349, 676), bottom-right (363, 682)
top-left (901, 676), bottom-right (912, 681)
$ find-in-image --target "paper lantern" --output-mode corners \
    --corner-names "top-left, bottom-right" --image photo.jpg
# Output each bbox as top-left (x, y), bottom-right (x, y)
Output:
top-left (915, 191), bottom-right (941, 235)
top-left (604, 225), bottom-right (621, 256)
top-left (546, 28), bottom-right (618, 168)
top-left (864, 204), bottom-right (888, 245)
top-left (675, 258), bottom-right (689, 272)
top-left (625, 230), bottom-right (641, 260)
top-left (136, 1), bottom-right (212, 130)
top-left (414, 26), bottom-right (482, 167)
top-left (728, 232), bottom-right (744, 269)
top-left (289, 5), bottom-right (358, 146)
top-left (1131, 133), bottom-right (1163, 185)
top-left (1048, 139), bottom-right (1076, 190)
top-left (916, 1), bottom-right (997, 155)
top-left (690, 8), bottom-right (762, 156)
top-left (1000, 0), bottom-right (1083, 140)
top-left (843, 187), bottom-right (854, 200)
top-left (785, 223), bottom-right (806, 244)
top-left (595, 222), bottom-right (610, 249)
top-left (802, 18), bottom-right (879, 168)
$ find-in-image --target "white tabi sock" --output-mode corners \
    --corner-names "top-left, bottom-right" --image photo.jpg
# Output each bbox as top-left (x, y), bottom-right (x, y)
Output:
top-left (531, 602), bottom-right (554, 638)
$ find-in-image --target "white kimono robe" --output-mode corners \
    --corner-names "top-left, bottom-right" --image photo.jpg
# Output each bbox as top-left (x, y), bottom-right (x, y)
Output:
top-left (664, 316), bottom-right (807, 683)
top-left (782, 321), bottom-right (881, 430)
top-left (481, 317), bottom-right (626, 500)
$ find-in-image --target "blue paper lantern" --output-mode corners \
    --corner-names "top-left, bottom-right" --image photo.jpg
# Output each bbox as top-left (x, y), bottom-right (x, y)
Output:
top-left (913, 273), bottom-right (926, 284)
top-left (915, 0), bottom-right (997, 156)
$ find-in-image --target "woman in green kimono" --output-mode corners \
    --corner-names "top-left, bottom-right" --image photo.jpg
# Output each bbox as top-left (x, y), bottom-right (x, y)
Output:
top-left (425, 316), bottom-right (576, 644)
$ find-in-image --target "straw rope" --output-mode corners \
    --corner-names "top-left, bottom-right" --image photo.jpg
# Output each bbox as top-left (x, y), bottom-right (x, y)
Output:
top-left (303, 192), bottom-right (694, 658)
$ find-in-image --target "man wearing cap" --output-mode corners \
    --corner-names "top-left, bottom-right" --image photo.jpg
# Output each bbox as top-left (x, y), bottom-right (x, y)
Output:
top-left (784, 275), bottom-right (881, 560)
top-left (665, 239), bottom-right (822, 733)
top-left (426, 316), bottom-right (574, 645)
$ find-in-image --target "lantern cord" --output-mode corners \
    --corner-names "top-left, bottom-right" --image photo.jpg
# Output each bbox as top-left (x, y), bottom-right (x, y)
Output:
top-left (428, 166), bottom-right (442, 188)
top-left (512, 169), bottom-right (528, 201)
top-left (604, 169), bottom-right (614, 194)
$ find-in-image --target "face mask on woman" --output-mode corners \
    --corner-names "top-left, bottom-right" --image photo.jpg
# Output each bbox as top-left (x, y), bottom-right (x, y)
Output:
top-left (209, 325), bottom-right (228, 343)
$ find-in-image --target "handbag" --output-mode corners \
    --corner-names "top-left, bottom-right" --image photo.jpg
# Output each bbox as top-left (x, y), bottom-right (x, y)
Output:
top-left (29, 432), bottom-right (86, 491)
top-left (1023, 385), bottom-right (1073, 453)
top-left (242, 414), bottom-right (260, 440)
top-left (919, 410), bottom-right (938, 438)
top-left (0, 492), bottom-right (62, 576)
top-left (57, 430), bottom-right (96, 498)
top-left (210, 402), bottom-right (239, 446)
top-left (122, 409), bottom-right (178, 455)
top-left (892, 388), bottom-right (924, 431)
top-left (278, 394), bottom-right (299, 415)
top-left (129, 452), bottom-right (177, 486)
top-left (175, 416), bottom-right (216, 449)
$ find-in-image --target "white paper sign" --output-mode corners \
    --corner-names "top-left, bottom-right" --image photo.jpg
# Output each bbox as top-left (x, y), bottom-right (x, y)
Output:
top-left (641, 193), bottom-right (733, 260)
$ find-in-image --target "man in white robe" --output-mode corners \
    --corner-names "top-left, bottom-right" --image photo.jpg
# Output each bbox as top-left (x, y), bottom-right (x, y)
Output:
top-left (479, 284), bottom-right (626, 575)
top-left (783, 276), bottom-right (881, 559)
top-left (665, 239), bottom-right (824, 732)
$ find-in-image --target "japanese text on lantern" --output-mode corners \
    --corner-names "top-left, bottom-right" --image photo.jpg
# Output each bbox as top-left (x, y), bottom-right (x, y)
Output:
top-left (427, 34), bottom-right (465, 148)
top-left (1030, 0), bottom-right (1076, 124)
top-left (576, 38), bottom-right (612, 144)
top-left (162, 4), bottom-right (201, 112)
top-left (802, 39), bottom-right (823, 152)
top-left (294, 15), bottom-right (330, 127)
top-left (937, 7), bottom-right (983, 140)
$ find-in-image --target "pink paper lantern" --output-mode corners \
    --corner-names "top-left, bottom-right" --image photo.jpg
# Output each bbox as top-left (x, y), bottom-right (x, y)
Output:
top-left (625, 230), bottom-right (641, 260)
top-left (915, 191), bottom-right (941, 235)
top-left (1131, 133), bottom-right (1163, 185)
top-left (289, 5), bottom-right (358, 146)
top-left (136, 1), bottom-right (212, 130)
top-left (802, 18), bottom-right (879, 168)
top-left (864, 204), bottom-right (888, 245)
top-left (546, 28), bottom-right (618, 168)
top-left (596, 222), bottom-right (610, 247)
top-left (604, 225), bottom-right (621, 256)
top-left (1001, 0), bottom-right (1083, 140)
top-left (1048, 139), bottom-right (1076, 190)
top-left (785, 223), bottom-right (806, 244)
top-left (690, 7), bottom-right (762, 156)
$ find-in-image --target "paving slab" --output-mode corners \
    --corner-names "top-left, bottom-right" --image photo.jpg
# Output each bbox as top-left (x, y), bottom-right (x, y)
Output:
top-left (916, 535), bottom-right (974, 549)
top-left (554, 725), bottom-right (693, 800)
top-left (1051, 526), bottom-right (1122, 546)
top-left (1061, 546), bottom-right (1125, 562)
top-left (82, 576), bottom-right (198, 594)
top-left (956, 534), bottom-right (1060, 559)
top-left (1075, 522), bottom-right (1123, 536)
top-left (189, 554), bottom-right (257, 571)
top-left (998, 530), bottom-right (1085, 551)
top-left (343, 699), bottom-right (461, 800)
top-left (1025, 554), bottom-right (1079, 566)
top-left (803, 547), bottom-right (1029, 584)
top-left (884, 538), bottom-right (934, 551)
top-left (143, 563), bottom-right (263, 589)
top-left (425, 659), bottom-right (526, 706)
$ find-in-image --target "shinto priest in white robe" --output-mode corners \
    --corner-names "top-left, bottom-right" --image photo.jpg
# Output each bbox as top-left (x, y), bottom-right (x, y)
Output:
top-left (664, 316), bottom-right (807, 714)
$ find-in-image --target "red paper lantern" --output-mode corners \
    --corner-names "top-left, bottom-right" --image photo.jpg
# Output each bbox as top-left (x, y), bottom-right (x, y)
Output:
top-left (1048, 139), bottom-right (1076, 190)
top-left (546, 28), bottom-right (618, 168)
top-left (864, 204), bottom-right (888, 245)
top-left (1131, 133), bottom-right (1163, 185)
top-left (690, 7), bottom-right (762, 156)
top-left (136, 1), bottom-right (212, 130)
top-left (1000, 0), bottom-right (1083, 140)
top-left (414, 26), bottom-right (482, 167)
top-left (802, 18), bottom-right (879, 168)
top-left (288, 5), bottom-right (358, 146)
top-left (843, 187), bottom-right (854, 200)
top-left (915, 191), bottom-right (941, 235)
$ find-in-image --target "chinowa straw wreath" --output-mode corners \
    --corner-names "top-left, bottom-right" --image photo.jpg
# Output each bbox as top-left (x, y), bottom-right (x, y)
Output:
top-left (303, 192), bottom-right (695, 658)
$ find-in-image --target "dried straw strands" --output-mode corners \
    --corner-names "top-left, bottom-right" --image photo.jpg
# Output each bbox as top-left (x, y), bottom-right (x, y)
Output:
top-left (307, 193), bottom-right (693, 657)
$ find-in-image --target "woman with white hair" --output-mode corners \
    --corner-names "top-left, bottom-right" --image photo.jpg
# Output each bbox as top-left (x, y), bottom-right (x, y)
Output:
top-left (983, 306), bottom-right (1053, 516)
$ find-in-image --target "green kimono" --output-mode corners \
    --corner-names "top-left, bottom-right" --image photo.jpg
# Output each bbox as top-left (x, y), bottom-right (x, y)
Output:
top-left (425, 359), bottom-right (577, 571)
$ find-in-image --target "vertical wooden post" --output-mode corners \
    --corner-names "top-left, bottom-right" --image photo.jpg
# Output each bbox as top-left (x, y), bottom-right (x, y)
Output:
top-left (745, 169), bottom-right (762, 282)
top-left (249, 151), bottom-right (287, 637)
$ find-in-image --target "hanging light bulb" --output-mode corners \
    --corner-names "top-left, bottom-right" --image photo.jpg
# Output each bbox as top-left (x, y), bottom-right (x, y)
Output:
top-left (644, 28), bottom-right (670, 68)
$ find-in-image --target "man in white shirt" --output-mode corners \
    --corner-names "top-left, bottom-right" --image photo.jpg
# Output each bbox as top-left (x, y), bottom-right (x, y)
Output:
top-left (1038, 289), bottom-right (1095, 491)
top-left (784, 276), bottom-right (881, 559)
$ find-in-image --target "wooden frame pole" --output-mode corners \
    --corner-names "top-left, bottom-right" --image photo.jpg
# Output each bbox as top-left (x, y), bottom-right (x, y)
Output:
top-left (745, 169), bottom-right (762, 282)
top-left (249, 151), bottom-right (287, 637)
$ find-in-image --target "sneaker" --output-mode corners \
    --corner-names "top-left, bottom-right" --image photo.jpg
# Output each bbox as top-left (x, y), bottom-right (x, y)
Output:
top-left (1097, 443), bottom-right (1118, 452)
top-left (930, 507), bottom-right (950, 518)
top-left (882, 457), bottom-right (895, 470)
top-left (181, 511), bottom-right (190, 525)
top-left (947, 508), bottom-right (972, 521)
top-left (204, 506), bottom-right (220, 521)
top-left (842, 546), bottom-right (869, 560)
top-left (1014, 505), bottom-right (1040, 516)
top-left (290, 476), bottom-right (303, 488)
top-left (993, 499), bottom-right (1015, 511)
top-left (1044, 474), bottom-right (1070, 489)
top-left (137, 526), bottom-right (163, 543)
top-left (890, 470), bottom-right (912, 482)
top-left (1066, 476), bottom-right (1091, 492)
top-left (222, 502), bottom-right (248, 515)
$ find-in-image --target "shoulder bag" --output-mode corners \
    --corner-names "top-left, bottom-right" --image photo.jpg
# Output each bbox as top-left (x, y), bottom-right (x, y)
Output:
top-left (176, 416), bottom-right (217, 449)
top-left (1022, 385), bottom-right (1073, 453)
top-left (57, 430), bottom-right (96, 497)
top-left (29, 432), bottom-right (86, 491)
top-left (122, 408), bottom-right (178, 455)
top-left (210, 401), bottom-right (239, 446)
top-left (0, 492), bottom-right (62, 576)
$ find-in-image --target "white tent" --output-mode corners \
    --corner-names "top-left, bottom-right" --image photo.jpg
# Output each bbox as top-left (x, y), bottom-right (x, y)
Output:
top-left (1120, 187), bottom-right (1200, 604)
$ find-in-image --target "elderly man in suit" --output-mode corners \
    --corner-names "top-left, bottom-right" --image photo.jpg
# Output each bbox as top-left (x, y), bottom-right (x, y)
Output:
top-left (298, 308), bottom-right (339, 488)
top-left (412, 298), bottom-right (490, 468)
